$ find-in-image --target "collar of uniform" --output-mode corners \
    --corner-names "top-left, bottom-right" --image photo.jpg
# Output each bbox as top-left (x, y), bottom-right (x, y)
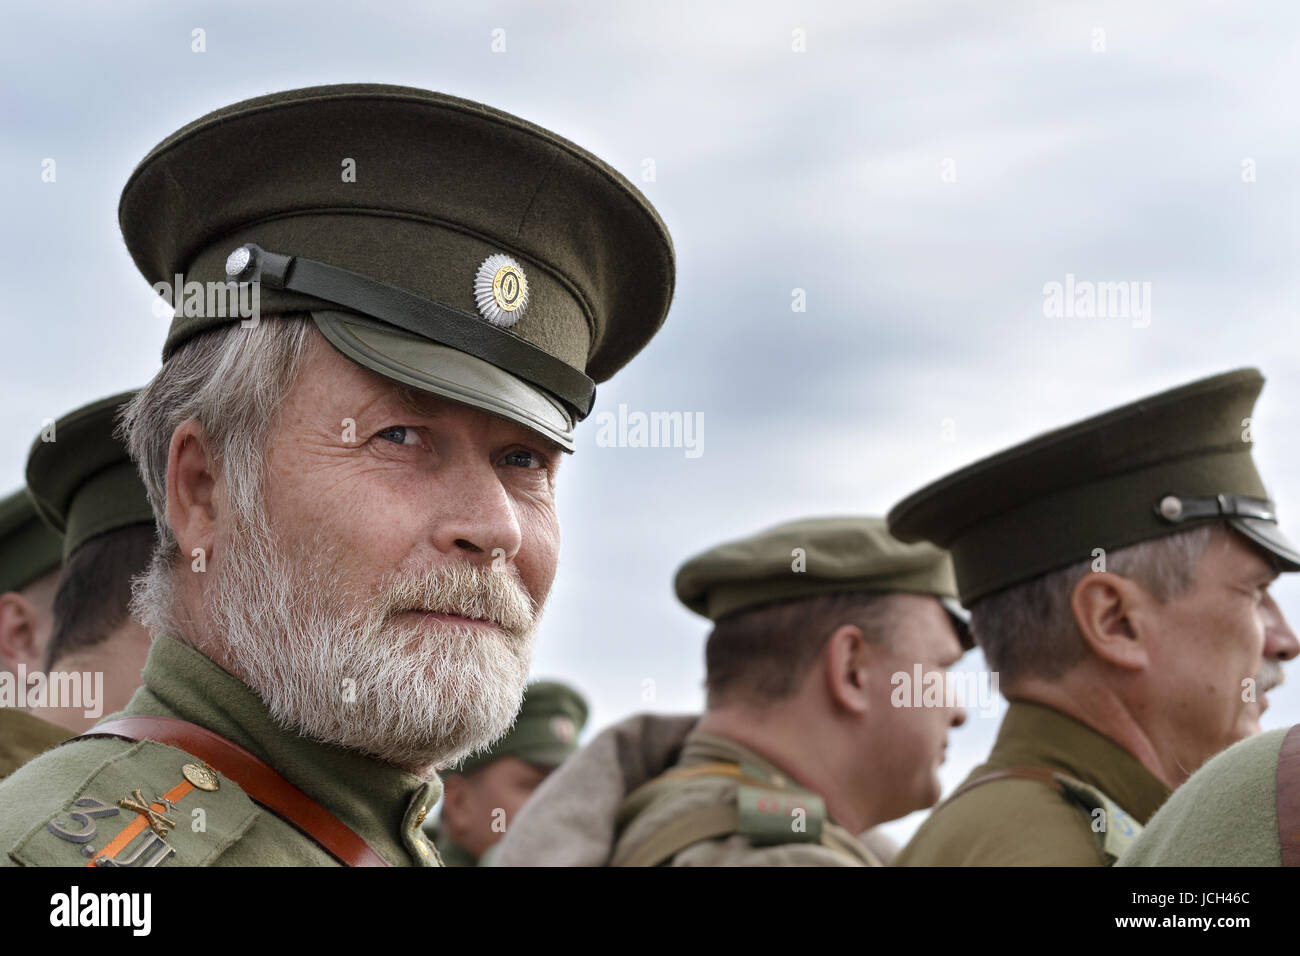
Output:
top-left (132, 634), bottom-right (442, 866)
top-left (678, 728), bottom-right (812, 794)
top-left (0, 707), bottom-right (71, 776)
top-left (988, 699), bottom-right (1170, 823)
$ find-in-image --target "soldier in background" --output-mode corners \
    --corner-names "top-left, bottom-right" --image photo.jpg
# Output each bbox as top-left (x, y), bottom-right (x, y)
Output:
top-left (427, 680), bottom-right (587, 866)
top-left (24, 391), bottom-right (156, 734)
top-left (0, 489), bottom-right (67, 777)
top-left (890, 368), bottom-right (1299, 866)
top-left (494, 517), bottom-right (970, 866)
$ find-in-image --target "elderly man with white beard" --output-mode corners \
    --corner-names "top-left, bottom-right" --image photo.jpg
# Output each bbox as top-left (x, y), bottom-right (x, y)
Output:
top-left (0, 84), bottom-right (674, 867)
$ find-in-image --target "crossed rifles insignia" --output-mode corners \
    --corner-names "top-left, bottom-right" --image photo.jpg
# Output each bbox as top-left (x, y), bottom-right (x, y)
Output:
top-left (118, 790), bottom-right (177, 838)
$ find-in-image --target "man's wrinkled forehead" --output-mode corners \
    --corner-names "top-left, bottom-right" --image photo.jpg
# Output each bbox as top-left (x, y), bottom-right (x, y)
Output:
top-left (1185, 524), bottom-right (1281, 584)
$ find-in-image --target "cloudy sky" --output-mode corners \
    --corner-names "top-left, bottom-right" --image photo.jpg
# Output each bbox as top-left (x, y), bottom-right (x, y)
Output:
top-left (5, 0), bottom-right (1300, 845)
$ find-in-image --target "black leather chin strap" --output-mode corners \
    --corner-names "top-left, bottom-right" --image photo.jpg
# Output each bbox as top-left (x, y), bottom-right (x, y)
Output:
top-left (225, 243), bottom-right (595, 418)
top-left (1153, 492), bottom-right (1276, 525)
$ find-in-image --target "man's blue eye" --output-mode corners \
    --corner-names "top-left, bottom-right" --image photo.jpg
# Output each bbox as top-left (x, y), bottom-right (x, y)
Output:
top-left (378, 426), bottom-right (411, 445)
top-left (502, 450), bottom-right (539, 468)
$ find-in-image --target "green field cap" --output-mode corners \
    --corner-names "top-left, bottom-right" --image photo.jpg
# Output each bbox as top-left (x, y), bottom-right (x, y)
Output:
top-left (452, 680), bottom-right (589, 775)
top-left (25, 392), bottom-right (154, 561)
top-left (674, 516), bottom-right (970, 647)
top-left (118, 84), bottom-right (675, 451)
top-left (0, 489), bottom-right (62, 593)
top-left (888, 368), bottom-right (1300, 605)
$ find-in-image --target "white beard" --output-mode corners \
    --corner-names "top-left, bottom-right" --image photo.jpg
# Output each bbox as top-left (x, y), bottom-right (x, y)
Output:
top-left (206, 510), bottom-right (539, 770)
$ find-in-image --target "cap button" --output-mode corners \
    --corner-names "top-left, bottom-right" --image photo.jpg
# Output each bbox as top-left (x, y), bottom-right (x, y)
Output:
top-left (1158, 495), bottom-right (1184, 521)
top-left (224, 245), bottom-right (253, 280)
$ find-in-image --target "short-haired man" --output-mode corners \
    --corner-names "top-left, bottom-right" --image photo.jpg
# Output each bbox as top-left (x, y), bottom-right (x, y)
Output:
top-left (494, 517), bottom-right (969, 866)
top-left (890, 369), bottom-right (1299, 866)
top-left (0, 84), bottom-right (673, 867)
top-left (0, 489), bottom-right (66, 778)
top-left (428, 680), bottom-right (587, 866)
top-left (24, 391), bottom-right (156, 734)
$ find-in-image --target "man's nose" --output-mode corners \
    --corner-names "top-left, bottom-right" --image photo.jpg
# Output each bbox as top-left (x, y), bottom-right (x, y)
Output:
top-left (428, 460), bottom-right (523, 564)
top-left (1262, 593), bottom-right (1300, 661)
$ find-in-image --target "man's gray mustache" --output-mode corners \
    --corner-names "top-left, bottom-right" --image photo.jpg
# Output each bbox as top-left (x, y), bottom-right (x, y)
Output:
top-left (1257, 659), bottom-right (1284, 696)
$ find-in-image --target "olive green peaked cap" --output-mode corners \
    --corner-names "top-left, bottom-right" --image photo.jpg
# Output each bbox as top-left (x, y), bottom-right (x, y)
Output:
top-left (119, 84), bottom-right (675, 451)
top-left (888, 368), bottom-right (1300, 605)
top-left (25, 391), bottom-right (154, 561)
top-left (674, 516), bottom-right (971, 647)
top-left (0, 489), bottom-right (62, 593)
top-left (452, 680), bottom-right (589, 775)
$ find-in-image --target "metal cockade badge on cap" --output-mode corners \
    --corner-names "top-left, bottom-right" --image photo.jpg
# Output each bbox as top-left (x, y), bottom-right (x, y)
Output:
top-left (474, 254), bottom-right (529, 328)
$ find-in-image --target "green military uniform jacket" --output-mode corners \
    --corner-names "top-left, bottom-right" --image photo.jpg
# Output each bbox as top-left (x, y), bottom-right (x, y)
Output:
top-left (1118, 726), bottom-right (1291, 867)
top-left (897, 700), bottom-right (1169, 866)
top-left (0, 635), bottom-right (441, 866)
top-left (611, 729), bottom-right (882, 867)
top-left (0, 709), bottom-right (70, 780)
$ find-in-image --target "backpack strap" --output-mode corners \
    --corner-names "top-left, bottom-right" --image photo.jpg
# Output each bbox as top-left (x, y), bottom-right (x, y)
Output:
top-left (1277, 724), bottom-right (1300, 867)
top-left (611, 761), bottom-right (845, 867)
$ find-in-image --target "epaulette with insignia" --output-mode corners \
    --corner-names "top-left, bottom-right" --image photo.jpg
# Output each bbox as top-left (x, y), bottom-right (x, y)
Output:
top-left (9, 741), bottom-right (259, 867)
top-left (735, 783), bottom-right (826, 846)
top-left (1054, 775), bottom-right (1143, 861)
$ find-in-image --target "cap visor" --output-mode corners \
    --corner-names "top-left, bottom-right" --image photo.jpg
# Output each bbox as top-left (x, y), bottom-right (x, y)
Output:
top-left (940, 595), bottom-right (974, 651)
top-left (313, 310), bottom-right (577, 451)
top-left (521, 746), bottom-right (576, 769)
top-left (1230, 517), bottom-right (1300, 571)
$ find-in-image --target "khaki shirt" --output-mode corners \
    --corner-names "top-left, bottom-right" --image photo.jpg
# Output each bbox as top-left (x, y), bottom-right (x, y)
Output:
top-left (0, 708), bottom-right (70, 780)
top-left (897, 700), bottom-right (1169, 866)
top-left (612, 729), bottom-right (881, 867)
top-left (0, 635), bottom-right (441, 866)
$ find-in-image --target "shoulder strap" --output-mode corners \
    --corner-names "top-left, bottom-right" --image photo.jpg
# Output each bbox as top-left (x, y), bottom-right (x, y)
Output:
top-left (1277, 724), bottom-right (1300, 867)
top-left (611, 803), bottom-right (740, 867)
top-left (73, 715), bottom-right (389, 867)
top-left (612, 761), bottom-right (853, 867)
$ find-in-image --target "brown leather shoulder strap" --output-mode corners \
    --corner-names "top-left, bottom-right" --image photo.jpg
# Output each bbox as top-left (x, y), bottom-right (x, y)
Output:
top-left (74, 715), bottom-right (389, 867)
top-left (940, 765), bottom-right (1066, 809)
top-left (1277, 725), bottom-right (1300, 867)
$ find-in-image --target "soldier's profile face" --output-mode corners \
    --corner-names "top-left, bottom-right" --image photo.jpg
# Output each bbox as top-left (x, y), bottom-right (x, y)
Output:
top-left (866, 594), bottom-right (967, 820)
top-left (1141, 529), bottom-right (1298, 777)
top-left (448, 756), bottom-right (551, 857)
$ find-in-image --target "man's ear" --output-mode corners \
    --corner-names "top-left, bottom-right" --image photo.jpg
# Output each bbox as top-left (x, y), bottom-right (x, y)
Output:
top-left (823, 624), bottom-right (872, 715)
top-left (1069, 571), bottom-right (1151, 670)
top-left (166, 419), bottom-right (219, 562)
top-left (440, 774), bottom-right (468, 825)
top-left (0, 592), bottom-right (46, 672)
